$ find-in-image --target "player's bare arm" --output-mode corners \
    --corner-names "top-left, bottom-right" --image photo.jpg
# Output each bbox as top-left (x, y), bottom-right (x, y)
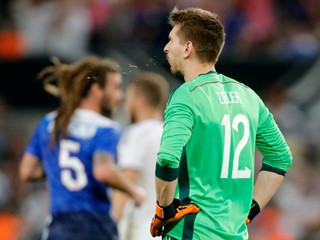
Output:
top-left (156, 177), bottom-right (177, 207)
top-left (112, 168), bottom-right (139, 221)
top-left (19, 152), bottom-right (45, 182)
top-left (253, 171), bottom-right (284, 209)
top-left (93, 152), bottom-right (145, 207)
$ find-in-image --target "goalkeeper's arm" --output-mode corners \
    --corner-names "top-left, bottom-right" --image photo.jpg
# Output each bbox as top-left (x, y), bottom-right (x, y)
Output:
top-left (156, 177), bottom-right (177, 207)
top-left (246, 170), bottom-right (284, 224)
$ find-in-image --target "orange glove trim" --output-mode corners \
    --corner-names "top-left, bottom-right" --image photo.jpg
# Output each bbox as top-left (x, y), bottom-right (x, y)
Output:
top-left (150, 201), bottom-right (200, 237)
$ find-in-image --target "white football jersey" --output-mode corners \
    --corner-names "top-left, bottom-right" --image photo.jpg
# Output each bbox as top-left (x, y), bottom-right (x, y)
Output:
top-left (117, 119), bottom-right (163, 240)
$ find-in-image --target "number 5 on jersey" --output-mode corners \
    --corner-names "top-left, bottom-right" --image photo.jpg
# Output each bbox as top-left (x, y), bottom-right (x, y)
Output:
top-left (220, 114), bottom-right (251, 179)
top-left (59, 140), bottom-right (88, 191)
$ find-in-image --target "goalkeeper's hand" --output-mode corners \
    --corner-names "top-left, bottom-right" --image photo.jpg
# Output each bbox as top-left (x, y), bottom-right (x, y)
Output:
top-left (246, 199), bottom-right (260, 224)
top-left (150, 198), bottom-right (200, 237)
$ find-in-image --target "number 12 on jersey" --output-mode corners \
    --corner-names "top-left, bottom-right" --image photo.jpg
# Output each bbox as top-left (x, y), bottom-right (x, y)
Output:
top-left (220, 114), bottom-right (251, 179)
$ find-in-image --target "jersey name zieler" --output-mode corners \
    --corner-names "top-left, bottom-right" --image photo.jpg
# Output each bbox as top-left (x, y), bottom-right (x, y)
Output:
top-left (216, 91), bottom-right (241, 104)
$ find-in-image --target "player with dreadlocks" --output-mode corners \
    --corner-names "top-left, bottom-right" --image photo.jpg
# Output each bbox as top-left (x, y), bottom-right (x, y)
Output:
top-left (19, 56), bottom-right (145, 240)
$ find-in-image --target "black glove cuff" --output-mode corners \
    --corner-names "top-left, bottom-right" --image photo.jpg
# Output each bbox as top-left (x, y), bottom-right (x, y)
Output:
top-left (158, 198), bottom-right (180, 221)
top-left (248, 199), bottom-right (260, 222)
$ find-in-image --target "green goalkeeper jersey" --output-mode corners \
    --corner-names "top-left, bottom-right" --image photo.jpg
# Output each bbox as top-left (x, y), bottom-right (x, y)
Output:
top-left (156, 71), bottom-right (292, 240)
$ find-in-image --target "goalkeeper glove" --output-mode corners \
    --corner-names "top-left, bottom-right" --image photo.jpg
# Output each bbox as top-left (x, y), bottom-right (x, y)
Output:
top-left (150, 198), bottom-right (200, 237)
top-left (246, 199), bottom-right (260, 224)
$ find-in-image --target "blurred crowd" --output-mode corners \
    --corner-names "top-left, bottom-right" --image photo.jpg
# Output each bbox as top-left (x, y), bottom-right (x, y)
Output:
top-left (0, 98), bottom-right (47, 240)
top-left (248, 82), bottom-right (320, 240)
top-left (1, 0), bottom-right (320, 240)
top-left (0, 0), bottom-right (320, 61)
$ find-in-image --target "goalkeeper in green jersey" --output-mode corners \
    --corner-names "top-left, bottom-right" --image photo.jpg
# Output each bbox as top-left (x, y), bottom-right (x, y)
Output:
top-left (150, 7), bottom-right (292, 240)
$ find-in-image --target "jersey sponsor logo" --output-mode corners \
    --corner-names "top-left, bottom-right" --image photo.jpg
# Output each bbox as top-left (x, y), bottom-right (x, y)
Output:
top-left (216, 91), bottom-right (241, 104)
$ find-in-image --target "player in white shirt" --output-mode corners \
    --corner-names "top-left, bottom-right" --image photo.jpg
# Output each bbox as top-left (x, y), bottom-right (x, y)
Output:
top-left (113, 72), bottom-right (169, 240)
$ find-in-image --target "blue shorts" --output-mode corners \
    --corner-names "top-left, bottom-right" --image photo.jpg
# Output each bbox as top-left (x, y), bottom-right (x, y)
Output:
top-left (42, 212), bottom-right (118, 240)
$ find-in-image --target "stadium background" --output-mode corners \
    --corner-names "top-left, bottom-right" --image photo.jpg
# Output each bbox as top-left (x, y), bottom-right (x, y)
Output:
top-left (0, 0), bottom-right (320, 239)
